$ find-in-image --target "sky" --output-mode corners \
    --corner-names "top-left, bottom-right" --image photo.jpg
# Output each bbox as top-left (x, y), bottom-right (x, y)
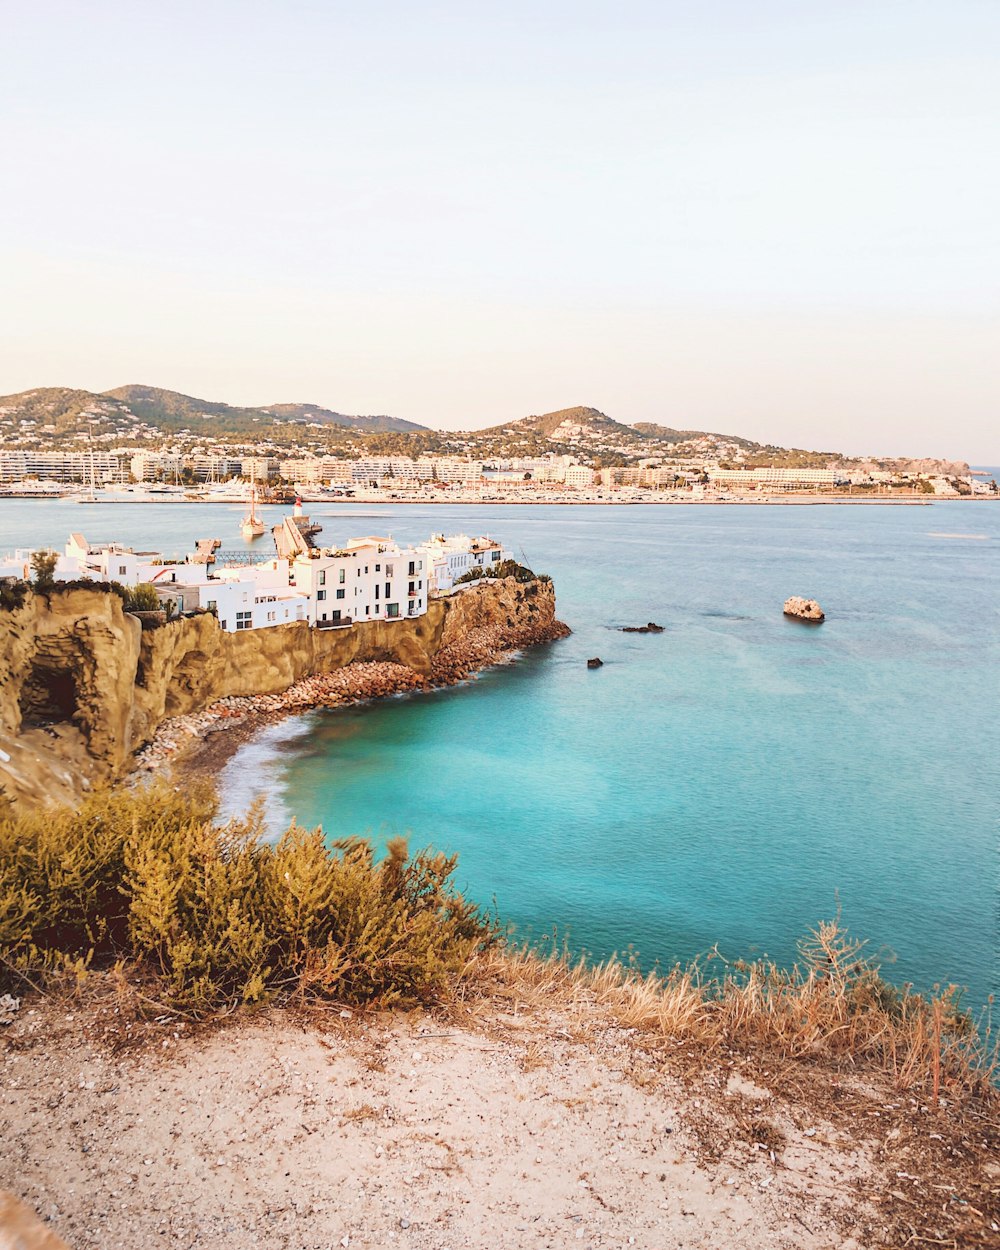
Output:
top-left (1, 1), bottom-right (998, 460)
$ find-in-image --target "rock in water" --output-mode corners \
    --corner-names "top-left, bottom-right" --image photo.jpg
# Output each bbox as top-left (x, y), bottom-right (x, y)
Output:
top-left (621, 622), bottom-right (664, 633)
top-left (587, 657), bottom-right (604, 669)
top-left (783, 596), bottom-right (825, 622)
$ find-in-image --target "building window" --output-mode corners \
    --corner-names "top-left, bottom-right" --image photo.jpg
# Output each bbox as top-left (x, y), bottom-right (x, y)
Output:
top-left (387, 603), bottom-right (399, 618)
top-left (236, 611), bottom-right (252, 631)
top-left (408, 560), bottom-right (415, 576)
top-left (267, 611), bottom-right (276, 622)
top-left (384, 582), bottom-right (390, 598)
top-left (385, 563), bottom-right (393, 576)
top-left (207, 599), bottom-right (217, 612)
top-left (317, 589), bottom-right (326, 601)
top-left (332, 610), bottom-right (341, 622)
top-left (492, 550), bottom-right (500, 561)
top-left (374, 584), bottom-right (379, 599)
top-left (375, 563), bottom-right (381, 572)
top-left (338, 568), bottom-right (345, 584)
top-left (119, 565), bottom-right (127, 575)
top-left (318, 570), bottom-right (326, 585)
top-left (336, 588), bottom-right (345, 599)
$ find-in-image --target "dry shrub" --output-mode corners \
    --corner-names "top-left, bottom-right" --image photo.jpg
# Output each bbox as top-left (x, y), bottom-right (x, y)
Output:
top-left (0, 782), bottom-right (492, 1013)
top-left (488, 920), bottom-right (998, 1101)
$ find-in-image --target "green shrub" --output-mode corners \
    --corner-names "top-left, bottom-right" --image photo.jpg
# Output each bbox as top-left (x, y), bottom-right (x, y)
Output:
top-left (0, 580), bottom-right (29, 612)
top-left (122, 583), bottom-right (161, 612)
top-left (454, 559), bottom-right (538, 586)
top-left (30, 550), bottom-right (58, 587)
top-left (0, 783), bottom-right (493, 1013)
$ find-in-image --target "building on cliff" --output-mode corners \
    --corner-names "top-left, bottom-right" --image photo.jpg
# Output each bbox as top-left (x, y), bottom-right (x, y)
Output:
top-left (1, 530), bottom-right (524, 634)
top-left (416, 534), bottom-right (513, 592)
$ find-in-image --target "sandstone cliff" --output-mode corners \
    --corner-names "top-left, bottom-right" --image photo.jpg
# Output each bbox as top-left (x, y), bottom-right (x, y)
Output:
top-left (0, 578), bottom-right (563, 810)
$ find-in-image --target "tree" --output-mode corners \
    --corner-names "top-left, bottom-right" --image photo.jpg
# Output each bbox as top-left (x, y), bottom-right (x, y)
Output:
top-left (123, 583), bottom-right (161, 612)
top-left (30, 549), bottom-right (58, 587)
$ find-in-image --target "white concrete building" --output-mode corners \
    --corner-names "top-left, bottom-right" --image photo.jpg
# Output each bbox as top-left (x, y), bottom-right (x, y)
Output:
top-left (5, 525), bottom-right (528, 633)
top-left (291, 536), bottom-right (428, 626)
top-left (416, 534), bottom-right (514, 592)
top-left (708, 467), bottom-right (838, 489)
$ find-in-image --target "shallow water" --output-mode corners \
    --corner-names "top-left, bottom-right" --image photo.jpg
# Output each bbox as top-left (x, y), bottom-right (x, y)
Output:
top-left (2, 497), bottom-right (998, 1007)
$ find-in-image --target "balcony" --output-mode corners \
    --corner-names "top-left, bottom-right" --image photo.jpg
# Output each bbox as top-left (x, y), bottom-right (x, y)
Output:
top-left (316, 616), bottom-right (353, 629)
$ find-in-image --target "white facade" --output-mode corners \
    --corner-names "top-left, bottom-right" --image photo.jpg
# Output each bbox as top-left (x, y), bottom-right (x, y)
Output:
top-left (708, 467), bottom-right (838, 488)
top-left (4, 526), bottom-right (527, 632)
top-left (416, 534), bottom-right (513, 592)
top-left (292, 537), bottom-right (427, 626)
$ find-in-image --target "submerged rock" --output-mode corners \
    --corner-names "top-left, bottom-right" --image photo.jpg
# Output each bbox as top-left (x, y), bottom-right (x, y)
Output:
top-left (621, 622), bottom-right (664, 633)
top-left (783, 596), bottom-right (825, 622)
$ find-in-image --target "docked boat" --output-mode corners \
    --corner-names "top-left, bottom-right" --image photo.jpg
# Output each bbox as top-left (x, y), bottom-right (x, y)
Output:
top-left (240, 485), bottom-right (265, 539)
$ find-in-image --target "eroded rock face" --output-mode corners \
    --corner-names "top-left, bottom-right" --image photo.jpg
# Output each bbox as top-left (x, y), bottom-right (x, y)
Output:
top-left (0, 589), bottom-right (142, 781)
top-left (0, 578), bottom-right (564, 810)
top-left (783, 596), bottom-right (825, 622)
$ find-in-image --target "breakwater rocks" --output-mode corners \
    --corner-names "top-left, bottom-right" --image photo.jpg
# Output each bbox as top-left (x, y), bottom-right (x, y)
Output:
top-left (0, 577), bottom-right (568, 807)
top-left (783, 596), bottom-right (825, 622)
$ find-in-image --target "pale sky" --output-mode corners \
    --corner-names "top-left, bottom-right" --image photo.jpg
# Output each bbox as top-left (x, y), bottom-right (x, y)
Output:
top-left (2, 1), bottom-right (998, 460)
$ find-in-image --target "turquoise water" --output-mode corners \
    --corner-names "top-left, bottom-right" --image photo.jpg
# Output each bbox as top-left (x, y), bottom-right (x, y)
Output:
top-left (1, 497), bottom-right (998, 1007)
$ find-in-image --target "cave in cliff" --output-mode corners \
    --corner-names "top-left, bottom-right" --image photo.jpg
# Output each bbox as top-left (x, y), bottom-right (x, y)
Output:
top-left (18, 652), bottom-right (82, 729)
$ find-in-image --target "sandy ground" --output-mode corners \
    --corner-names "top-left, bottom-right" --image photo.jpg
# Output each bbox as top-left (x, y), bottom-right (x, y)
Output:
top-left (0, 988), bottom-right (947, 1250)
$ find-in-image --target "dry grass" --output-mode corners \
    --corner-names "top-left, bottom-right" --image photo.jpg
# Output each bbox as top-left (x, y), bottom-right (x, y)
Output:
top-left (2, 784), bottom-right (995, 1111)
top-left (479, 921), bottom-right (998, 1104)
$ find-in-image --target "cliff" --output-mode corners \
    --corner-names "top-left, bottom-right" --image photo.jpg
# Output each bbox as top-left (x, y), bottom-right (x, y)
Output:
top-left (0, 578), bottom-right (563, 811)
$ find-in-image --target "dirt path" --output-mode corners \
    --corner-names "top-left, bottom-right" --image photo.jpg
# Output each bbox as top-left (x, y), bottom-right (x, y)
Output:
top-left (1, 994), bottom-right (887, 1250)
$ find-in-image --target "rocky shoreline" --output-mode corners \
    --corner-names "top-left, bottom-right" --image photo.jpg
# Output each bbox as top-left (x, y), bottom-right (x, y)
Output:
top-left (135, 614), bottom-right (571, 777)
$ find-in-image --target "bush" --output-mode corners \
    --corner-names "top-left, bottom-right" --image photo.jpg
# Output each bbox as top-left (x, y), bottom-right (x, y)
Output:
top-left (0, 579), bottom-right (29, 612)
top-left (454, 559), bottom-right (538, 586)
top-left (122, 583), bottom-right (161, 612)
top-left (30, 550), bottom-right (58, 587)
top-left (0, 783), bottom-right (493, 1013)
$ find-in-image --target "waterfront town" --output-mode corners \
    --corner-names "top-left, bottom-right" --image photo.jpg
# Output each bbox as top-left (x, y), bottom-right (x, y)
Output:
top-left (0, 518), bottom-right (513, 633)
top-left (0, 390), bottom-right (994, 504)
top-left (0, 446), bottom-right (995, 503)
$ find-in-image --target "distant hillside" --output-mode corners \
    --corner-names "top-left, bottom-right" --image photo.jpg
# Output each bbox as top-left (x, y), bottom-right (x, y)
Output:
top-left (0, 385), bottom-right (426, 444)
top-left (105, 386), bottom-right (427, 434)
top-left (482, 405), bottom-right (638, 440)
top-left (632, 421), bottom-right (759, 449)
top-left (484, 407), bottom-right (763, 450)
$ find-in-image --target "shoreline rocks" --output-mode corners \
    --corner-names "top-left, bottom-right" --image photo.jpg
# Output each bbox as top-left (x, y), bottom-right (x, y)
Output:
top-left (135, 615), bottom-right (571, 775)
top-left (783, 596), bottom-right (825, 622)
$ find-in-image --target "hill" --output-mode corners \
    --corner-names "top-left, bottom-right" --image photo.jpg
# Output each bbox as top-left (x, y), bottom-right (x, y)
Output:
top-left (632, 421), bottom-right (759, 449)
top-left (0, 385), bottom-right (426, 446)
top-left (105, 386), bottom-right (427, 434)
top-left (482, 405), bottom-right (641, 441)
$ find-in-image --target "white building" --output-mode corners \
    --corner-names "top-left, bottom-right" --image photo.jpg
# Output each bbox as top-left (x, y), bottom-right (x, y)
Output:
top-left (416, 533), bottom-right (513, 592)
top-left (708, 467), bottom-right (838, 489)
top-left (291, 536), bottom-right (428, 626)
top-left (5, 524), bottom-right (528, 633)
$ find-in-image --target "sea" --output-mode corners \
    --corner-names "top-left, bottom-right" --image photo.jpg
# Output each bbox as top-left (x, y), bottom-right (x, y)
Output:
top-left (1, 490), bottom-right (998, 1011)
